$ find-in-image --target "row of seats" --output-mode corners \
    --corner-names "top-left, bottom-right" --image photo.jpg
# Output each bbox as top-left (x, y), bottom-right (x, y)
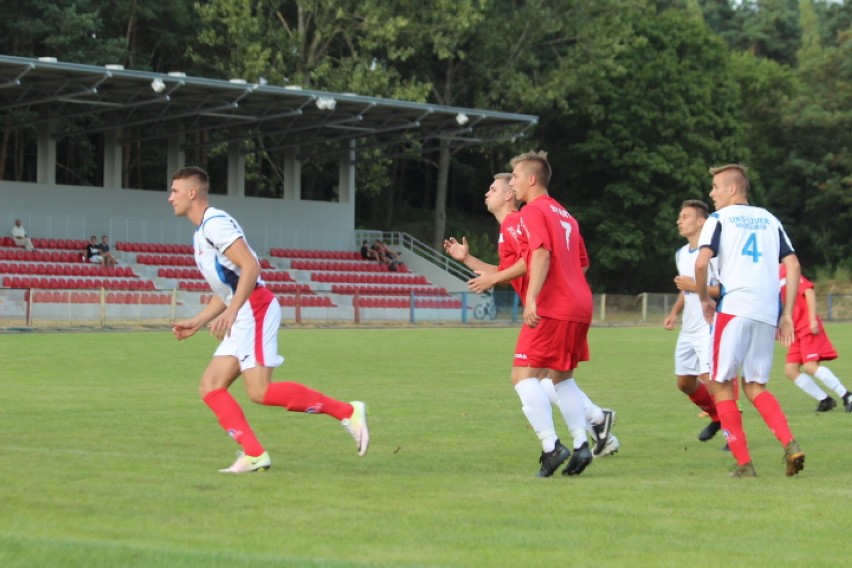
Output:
top-left (117, 242), bottom-right (193, 254)
top-left (156, 267), bottom-right (294, 282)
top-left (270, 248), bottom-right (362, 260)
top-left (0, 248), bottom-right (83, 263)
top-left (137, 254), bottom-right (274, 269)
top-left (354, 298), bottom-right (462, 309)
top-left (312, 272), bottom-right (428, 285)
top-left (0, 237), bottom-right (89, 250)
top-left (4, 276), bottom-right (156, 290)
top-left (178, 281), bottom-right (312, 293)
top-left (331, 284), bottom-right (450, 297)
top-left (200, 294), bottom-right (335, 307)
top-left (291, 260), bottom-right (408, 273)
top-left (31, 290), bottom-right (173, 304)
top-left (0, 262), bottom-right (135, 277)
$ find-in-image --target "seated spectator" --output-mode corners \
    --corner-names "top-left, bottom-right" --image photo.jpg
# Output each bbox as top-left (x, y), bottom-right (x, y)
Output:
top-left (373, 240), bottom-right (401, 271)
top-left (84, 235), bottom-right (104, 264)
top-left (11, 219), bottom-right (36, 251)
top-left (98, 235), bottom-right (118, 266)
top-left (360, 240), bottom-right (382, 263)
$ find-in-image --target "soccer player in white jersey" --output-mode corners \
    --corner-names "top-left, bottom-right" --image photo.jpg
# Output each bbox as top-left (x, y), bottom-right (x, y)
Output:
top-left (168, 166), bottom-right (369, 473)
top-left (694, 163), bottom-right (804, 478)
top-left (663, 200), bottom-right (722, 442)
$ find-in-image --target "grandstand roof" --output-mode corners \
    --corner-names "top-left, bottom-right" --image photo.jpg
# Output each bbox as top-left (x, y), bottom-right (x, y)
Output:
top-left (0, 55), bottom-right (538, 155)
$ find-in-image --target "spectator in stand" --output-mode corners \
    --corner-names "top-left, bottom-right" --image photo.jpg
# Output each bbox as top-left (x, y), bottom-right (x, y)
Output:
top-left (373, 240), bottom-right (400, 271)
top-left (98, 235), bottom-right (118, 266)
top-left (84, 235), bottom-right (104, 264)
top-left (360, 240), bottom-right (382, 263)
top-left (11, 219), bottom-right (36, 251)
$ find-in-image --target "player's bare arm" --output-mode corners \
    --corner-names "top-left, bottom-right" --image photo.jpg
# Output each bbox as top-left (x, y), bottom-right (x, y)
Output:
top-left (208, 238), bottom-right (261, 341)
top-left (468, 258), bottom-right (526, 294)
top-left (172, 295), bottom-right (227, 340)
top-left (694, 247), bottom-right (715, 325)
top-left (664, 292), bottom-right (685, 330)
top-left (444, 236), bottom-right (495, 275)
top-left (778, 254), bottom-right (801, 347)
top-left (523, 248), bottom-right (549, 328)
top-left (804, 288), bottom-right (820, 334)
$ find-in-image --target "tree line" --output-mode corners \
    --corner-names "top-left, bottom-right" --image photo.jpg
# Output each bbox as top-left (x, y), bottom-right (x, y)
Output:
top-left (1, 0), bottom-right (849, 293)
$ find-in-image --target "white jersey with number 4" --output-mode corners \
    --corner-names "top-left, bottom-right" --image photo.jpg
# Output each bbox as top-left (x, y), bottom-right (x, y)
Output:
top-left (698, 204), bottom-right (794, 326)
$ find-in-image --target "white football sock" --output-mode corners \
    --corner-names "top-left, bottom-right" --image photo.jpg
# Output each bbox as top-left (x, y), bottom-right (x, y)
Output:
top-left (794, 373), bottom-right (828, 401)
top-left (553, 379), bottom-right (588, 449)
top-left (814, 366), bottom-right (847, 398)
top-left (515, 379), bottom-right (557, 452)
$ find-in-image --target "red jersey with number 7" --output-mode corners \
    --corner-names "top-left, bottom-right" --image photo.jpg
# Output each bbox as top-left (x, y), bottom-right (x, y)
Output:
top-left (518, 195), bottom-right (592, 322)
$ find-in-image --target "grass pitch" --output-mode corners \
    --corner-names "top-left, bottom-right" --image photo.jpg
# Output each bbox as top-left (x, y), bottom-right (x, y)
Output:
top-left (1, 324), bottom-right (850, 567)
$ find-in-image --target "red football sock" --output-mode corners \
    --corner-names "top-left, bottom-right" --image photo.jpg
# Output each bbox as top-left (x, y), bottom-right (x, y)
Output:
top-left (716, 399), bottom-right (750, 466)
top-left (203, 388), bottom-right (265, 457)
top-left (753, 391), bottom-right (794, 446)
top-left (688, 382), bottom-right (718, 421)
top-left (263, 381), bottom-right (353, 420)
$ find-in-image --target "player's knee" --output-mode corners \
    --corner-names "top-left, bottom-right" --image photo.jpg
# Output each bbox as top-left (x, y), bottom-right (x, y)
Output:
top-left (676, 376), bottom-right (696, 394)
top-left (247, 385), bottom-right (268, 404)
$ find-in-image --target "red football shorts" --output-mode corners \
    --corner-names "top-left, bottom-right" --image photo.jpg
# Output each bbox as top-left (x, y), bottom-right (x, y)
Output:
top-left (514, 317), bottom-right (590, 371)
top-left (787, 321), bottom-right (838, 364)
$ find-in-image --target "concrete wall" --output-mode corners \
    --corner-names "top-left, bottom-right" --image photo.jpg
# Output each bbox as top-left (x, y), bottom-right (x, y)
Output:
top-left (1, 181), bottom-right (357, 253)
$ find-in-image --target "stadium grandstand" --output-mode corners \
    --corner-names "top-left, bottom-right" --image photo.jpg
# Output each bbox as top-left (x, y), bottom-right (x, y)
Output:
top-left (0, 55), bottom-right (538, 327)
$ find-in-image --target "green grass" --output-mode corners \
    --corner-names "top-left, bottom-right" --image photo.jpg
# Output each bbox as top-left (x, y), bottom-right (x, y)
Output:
top-left (1, 325), bottom-right (851, 567)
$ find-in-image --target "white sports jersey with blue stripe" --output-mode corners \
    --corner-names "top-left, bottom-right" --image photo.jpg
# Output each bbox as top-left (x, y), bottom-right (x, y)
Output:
top-left (194, 207), bottom-right (266, 306)
top-left (675, 245), bottom-right (718, 336)
top-left (697, 204), bottom-right (794, 326)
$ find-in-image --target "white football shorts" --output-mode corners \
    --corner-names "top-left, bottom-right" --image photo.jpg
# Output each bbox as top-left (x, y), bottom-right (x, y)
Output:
top-left (711, 313), bottom-right (776, 384)
top-left (214, 288), bottom-right (285, 372)
top-left (674, 331), bottom-right (711, 377)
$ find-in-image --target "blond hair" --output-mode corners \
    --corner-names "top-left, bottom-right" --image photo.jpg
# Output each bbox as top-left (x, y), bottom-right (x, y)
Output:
top-left (709, 163), bottom-right (749, 193)
top-left (510, 150), bottom-right (551, 186)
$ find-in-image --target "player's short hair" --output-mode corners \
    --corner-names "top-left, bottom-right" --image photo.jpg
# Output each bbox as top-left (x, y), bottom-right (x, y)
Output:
top-left (493, 172), bottom-right (520, 208)
top-left (172, 166), bottom-right (209, 194)
top-left (709, 163), bottom-right (749, 193)
top-left (510, 150), bottom-right (551, 186)
top-left (681, 199), bottom-right (710, 219)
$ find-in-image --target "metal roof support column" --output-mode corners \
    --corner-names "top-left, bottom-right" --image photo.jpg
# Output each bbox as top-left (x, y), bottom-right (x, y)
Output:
top-left (338, 138), bottom-right (355, 205)
top-left (283, 145), bottom-right (300, 201)
top-left (36, 121), bottom-right (56, 185)
top-left (166, 131), bottom-right (185, 183)
top-left (103, 127), bottom-right (122, 189)
top-left (227, 134), bottom-right (245, 197)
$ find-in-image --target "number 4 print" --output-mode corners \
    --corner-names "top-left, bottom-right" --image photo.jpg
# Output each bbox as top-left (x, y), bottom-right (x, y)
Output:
top-left (741, 232), bottom-right (762, 263)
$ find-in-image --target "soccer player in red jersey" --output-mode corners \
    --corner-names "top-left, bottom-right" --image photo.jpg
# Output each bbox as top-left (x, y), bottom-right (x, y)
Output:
top-left (502, 151), bottom-right (598, 475)
top-left (445, 173), bottom-right (618, 475)
top-left (779, 264), bottom-right (851, 412)
top-left (168, 166), bottom-right (369, 473)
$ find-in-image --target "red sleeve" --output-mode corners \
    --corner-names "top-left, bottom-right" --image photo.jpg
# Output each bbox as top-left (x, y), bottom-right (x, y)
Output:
top-left (520, 204), bottom-right (549, 253)
top-left (577, 232), bottom-right (589, 268)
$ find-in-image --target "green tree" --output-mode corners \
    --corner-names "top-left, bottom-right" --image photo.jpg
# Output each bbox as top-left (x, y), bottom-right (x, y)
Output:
top-left (556, 6), bottom-right (749, 292)
top-left (783, 24), bottom-right (852, 270)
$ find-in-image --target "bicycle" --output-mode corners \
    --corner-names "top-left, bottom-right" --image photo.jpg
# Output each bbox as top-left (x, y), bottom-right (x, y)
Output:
top-left (473, 291), bottom-right (497, 320)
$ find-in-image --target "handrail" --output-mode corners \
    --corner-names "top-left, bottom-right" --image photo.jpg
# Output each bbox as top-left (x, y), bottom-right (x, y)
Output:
top-left (353, 229), bottom-right (474, 281)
